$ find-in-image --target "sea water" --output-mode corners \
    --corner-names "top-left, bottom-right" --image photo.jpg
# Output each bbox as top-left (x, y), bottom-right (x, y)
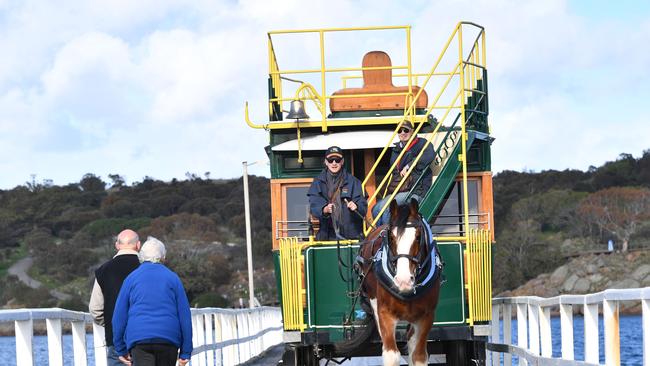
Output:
top-left (504, 314), bottom-right (643, 365)
top-left (0, 334), bottom-right (95, 365)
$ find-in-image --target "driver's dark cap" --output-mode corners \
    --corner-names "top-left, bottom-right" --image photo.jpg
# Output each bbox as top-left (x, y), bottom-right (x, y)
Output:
top-left (325, 146), bottom-right (343, 158)
top-left (401, 120), bottom-right (414, 130)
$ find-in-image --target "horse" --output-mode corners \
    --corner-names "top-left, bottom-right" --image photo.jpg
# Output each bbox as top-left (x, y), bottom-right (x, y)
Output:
top-left (341, 198), bottom-right (442, 366)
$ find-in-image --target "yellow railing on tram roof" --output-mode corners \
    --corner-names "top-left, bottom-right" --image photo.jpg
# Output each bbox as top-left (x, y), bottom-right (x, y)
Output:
top-left (364, 22), bottom-right (487, 237)
top-left (246, 25), bottom-right (414, 131)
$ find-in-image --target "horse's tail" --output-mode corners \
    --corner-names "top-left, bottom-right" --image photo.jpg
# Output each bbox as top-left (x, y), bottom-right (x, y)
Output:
top-left (333, 301), bottom-right (377, 355)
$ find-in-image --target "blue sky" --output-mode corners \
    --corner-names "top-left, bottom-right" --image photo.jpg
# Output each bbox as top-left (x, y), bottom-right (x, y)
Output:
top-left (0, 0), bottom-right (648, 189)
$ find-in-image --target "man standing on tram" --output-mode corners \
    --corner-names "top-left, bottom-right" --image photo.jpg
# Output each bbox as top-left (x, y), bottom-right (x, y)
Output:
top-left (308, 146), bottom-right (368, 241)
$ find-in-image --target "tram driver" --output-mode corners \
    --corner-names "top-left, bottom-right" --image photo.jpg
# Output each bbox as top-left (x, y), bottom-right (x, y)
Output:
top-left (308, 146), bottom-right (368, 241)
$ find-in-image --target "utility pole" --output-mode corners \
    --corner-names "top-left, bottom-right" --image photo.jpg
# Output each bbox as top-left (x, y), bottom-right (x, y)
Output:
top-left (243, 161), bottom-right (255, 308)
top-left (242, 160), bottom-right (268, 308)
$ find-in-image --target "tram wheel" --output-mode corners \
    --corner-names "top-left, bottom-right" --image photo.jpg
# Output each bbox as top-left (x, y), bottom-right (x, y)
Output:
top-left (279, 345), bottom-right (319, 366)
top-left (445, 340), bottom-right (468, 366)
top-left (279, 345), bottom-right (296, 366)
top-left (444, 341), bottom-right (486, 366)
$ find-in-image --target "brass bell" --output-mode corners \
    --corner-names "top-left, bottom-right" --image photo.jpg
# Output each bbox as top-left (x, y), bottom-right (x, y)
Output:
top-left (286, 100), bottom-right (310, 120)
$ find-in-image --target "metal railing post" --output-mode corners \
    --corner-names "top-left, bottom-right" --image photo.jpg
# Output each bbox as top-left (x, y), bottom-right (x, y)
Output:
top-left (71, 320), bottom-right (87, 366)
top-left (46, 318), bottom-right (63, 366)
top-left (205, 313), bottom-right (215, 366)
top-left (539, 306), bottom-right (552, 358)
top-left (503, 304), bottom-right (512, 366)
top-left (603, 299), bottom-right (620, 366)
top-left (584, 302), bottom-right (599, 364)
top-left (560, 303), bottom-right (574, 360)
top-left (198, 314), bottom-right (207, 366)
top-left (490, 304), bottom-right (500, 366)
top-left (516, 303), bottom-right (528, 366)
top-left (643, 298), bottom-right (650, 366)
top-left (15, 318), bottom-right (34, 366)
top-left (528, 304), bottom-right (540, 356)
top-left (214, 313), bottom-right (223, 366)
top-left (92, 322), bottom-right (108, 366)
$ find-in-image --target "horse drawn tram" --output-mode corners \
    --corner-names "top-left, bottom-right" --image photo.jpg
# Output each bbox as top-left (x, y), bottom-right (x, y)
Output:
top-left (244, 23), bottom-right (493, 365)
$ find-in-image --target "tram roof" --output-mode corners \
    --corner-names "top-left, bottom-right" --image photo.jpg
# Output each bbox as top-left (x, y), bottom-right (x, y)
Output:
top-left (271, 130), bottom-right (433, 151)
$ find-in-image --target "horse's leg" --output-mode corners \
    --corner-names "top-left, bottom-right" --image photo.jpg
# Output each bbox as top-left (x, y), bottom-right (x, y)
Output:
top-left (408, 314), bottom-right (434, 366)
top-left (369, 298), bottom-right (382, 338)
top-left (405, 325), bottom-right (416, 366)
top-left (378, 312), bottom-right (400, 366)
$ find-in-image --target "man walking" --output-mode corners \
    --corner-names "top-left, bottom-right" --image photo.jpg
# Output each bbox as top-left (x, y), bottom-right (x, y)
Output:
top-left (89, 229), bottom-right (141, 366)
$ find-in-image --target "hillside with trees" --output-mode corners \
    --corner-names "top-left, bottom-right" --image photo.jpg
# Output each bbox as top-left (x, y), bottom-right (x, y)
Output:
top-left (0, 173), bottom-right (272, 309)
top-left (492, 151), bottom-right (650, 293)
top-left (1, 150), bottom-right (649, 309)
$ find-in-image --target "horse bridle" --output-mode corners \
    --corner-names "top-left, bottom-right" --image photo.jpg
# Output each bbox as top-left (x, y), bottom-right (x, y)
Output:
top-left (386, 219), bottom-right (430, 276)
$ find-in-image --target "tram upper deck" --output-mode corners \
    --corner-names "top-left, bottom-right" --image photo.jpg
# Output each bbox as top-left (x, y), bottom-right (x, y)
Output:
top-left (244, 23), bottom-right (493, 247)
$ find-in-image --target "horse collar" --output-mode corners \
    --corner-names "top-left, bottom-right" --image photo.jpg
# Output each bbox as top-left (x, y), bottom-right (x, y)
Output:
top-left (374, 218), bottom-right (442, 301)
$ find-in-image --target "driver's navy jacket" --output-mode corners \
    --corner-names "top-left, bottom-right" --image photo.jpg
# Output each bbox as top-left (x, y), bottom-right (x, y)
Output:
top-left (308, 169), bottom-right (368, 241)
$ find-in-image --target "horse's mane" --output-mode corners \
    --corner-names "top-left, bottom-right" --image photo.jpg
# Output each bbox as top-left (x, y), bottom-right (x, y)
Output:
top-left (392, 203), bottom-right (413, 237)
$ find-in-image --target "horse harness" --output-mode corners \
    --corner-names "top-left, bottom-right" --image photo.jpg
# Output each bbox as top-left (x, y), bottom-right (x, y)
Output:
top-left (355, 216), bottom-right (443, 302)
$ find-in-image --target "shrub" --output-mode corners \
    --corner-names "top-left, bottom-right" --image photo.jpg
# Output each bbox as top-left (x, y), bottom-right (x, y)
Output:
top-left (140, 213), bottom-right (221, 242)
top-left (191, 293), bottom-right (229, 308)
top-left (80, 217), bottom-right (152, 244)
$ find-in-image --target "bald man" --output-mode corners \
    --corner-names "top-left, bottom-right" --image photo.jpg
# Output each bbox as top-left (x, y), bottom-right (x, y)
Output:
top-left (90, 229), bottom-right (141, 366)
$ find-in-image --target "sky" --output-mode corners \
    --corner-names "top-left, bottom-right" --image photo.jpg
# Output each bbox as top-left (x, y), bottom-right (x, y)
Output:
top-left (0, 0), bottom-right (649, 189)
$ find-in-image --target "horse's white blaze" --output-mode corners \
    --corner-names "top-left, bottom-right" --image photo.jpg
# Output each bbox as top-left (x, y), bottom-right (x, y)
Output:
top-left (370, 298), bottom-right (381, 338)
top-left (382, 348), bottom-right (401, 366)
top-left (393, 226), bottom-right (417, 291)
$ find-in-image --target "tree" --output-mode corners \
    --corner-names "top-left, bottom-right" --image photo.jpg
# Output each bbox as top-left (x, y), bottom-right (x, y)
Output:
top-left (108, 174), bottom-right (125, 188)
top-left (79, 174), bottom-right (106, 192)
top-left (577, 187), bottom-right (650, 252)
top-left (492, 196), bottom-right (563, 292)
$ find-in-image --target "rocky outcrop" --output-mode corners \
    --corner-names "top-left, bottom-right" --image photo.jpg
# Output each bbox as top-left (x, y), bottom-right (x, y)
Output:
top-left (499, 250), bottom-right (650, 313)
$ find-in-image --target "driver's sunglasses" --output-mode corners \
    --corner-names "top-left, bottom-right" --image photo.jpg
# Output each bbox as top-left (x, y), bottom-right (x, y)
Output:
top-left (326, 157), bottom-right (343, 164)
top-left (398, 128), bottom-right (412, 134)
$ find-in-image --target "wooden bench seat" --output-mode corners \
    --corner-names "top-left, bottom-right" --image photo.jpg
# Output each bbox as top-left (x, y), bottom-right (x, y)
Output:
top-left (330, 51), bottom-right (428, 112)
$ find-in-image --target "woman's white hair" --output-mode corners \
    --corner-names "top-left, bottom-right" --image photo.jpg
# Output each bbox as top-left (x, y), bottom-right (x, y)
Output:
top-left (139, 236), bottom-right (167, 263)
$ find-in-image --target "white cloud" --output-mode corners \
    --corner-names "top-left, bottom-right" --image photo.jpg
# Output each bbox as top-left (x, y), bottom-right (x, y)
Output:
top-left (42, 33), bottom-right (133, 99)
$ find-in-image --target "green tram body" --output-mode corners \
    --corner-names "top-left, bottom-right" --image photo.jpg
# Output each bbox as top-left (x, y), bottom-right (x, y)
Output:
top-left (248, 23), bottom-right (494, 365)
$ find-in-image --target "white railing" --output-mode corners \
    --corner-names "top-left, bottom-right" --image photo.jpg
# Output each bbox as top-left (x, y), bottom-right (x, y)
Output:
top-left (0, 306), bottom-right (282, 366)
top-left (489, 287), bottom-right (650, 366)
top-left (189, 307), bottom-right (283, 366)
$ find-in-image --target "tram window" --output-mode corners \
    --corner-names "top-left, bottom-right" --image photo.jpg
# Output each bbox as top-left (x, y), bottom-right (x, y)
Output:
top-left (352, 150), bottom-right (365, 179)
top-left (373, 148), bottom-right (391, 185)
top-left (431, 180), bottom-right (480, 235)
top-left (283, 155), bottom-right (322, 170)
top-left (284, 186), bottom-right (310, 239)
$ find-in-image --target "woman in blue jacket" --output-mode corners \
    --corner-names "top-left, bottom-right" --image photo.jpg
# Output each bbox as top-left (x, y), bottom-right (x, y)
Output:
top-left (308, 146), bottom-right (368, 240)
top-left (112, 237), bottom-right (192, 366)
